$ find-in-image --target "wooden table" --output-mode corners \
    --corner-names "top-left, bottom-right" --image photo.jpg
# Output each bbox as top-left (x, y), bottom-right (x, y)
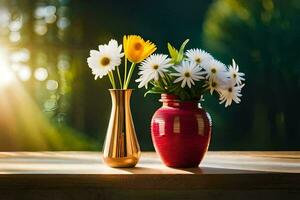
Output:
top-left (0, 151), bottom-right (299, 200)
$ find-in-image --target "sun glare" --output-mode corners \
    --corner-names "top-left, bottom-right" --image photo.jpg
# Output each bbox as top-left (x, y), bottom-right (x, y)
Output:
top-left (0, 50), bottom-right (15, 88)
top-left (0, 47), bottom-right (67, 150)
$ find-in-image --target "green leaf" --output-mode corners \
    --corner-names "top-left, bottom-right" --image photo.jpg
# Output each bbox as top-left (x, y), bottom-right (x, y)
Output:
top-left (144, 90), bottom-right (159, 97)
top-left (168, 39), bottom-right (190, 65)
top-left (144, 90), bottom-right (163, 97)
top-left (144, 86), bottom-right (165, 97)
top-left (168, 84), bottom-right (181, 93)
top-left (167, 43), bottom-right (179, 62)
top-left (176, 39), bottom-right (190, 63)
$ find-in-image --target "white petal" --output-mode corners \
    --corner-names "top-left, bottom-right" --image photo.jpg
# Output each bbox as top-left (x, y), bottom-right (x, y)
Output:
top-left (187, 79), bottom-right (192, 88)
top-left (181, 78), bottom-right (187, 88)
top-left (174, 76), bottom-right (184, 83)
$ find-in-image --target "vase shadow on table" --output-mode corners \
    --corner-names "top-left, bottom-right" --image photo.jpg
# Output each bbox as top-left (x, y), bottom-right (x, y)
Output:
top-left (119, 166), bottom-right (265, 174)
top-left (182, 167), bottom-right (266, 174)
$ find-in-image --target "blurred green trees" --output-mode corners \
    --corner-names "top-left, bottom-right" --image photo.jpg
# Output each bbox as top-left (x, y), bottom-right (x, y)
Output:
top-left (0, 0), bottom-right (96, 150)
top-left (202, 0), bottom-right (300, 149)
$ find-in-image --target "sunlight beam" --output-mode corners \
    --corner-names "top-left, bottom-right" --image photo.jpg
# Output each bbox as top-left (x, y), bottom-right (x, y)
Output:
top-left (0, 48), bottom-right (15, 88)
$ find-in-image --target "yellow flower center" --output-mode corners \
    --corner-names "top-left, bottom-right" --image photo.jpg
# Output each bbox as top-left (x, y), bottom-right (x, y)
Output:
top-left (211, 68), bottom-right (217, 74)
top-left (233, 73), bottom-right (237, 78)
top-left (134, 42), bottom-right (143, 51)
top-left (153, 64), bottom-right (159, 70)
top-left (184, 72), bottom-right (191, 77)
top-left (195, 57), bottom-right (201, 64)
top-left (100, 57), bottom-right (110, 67)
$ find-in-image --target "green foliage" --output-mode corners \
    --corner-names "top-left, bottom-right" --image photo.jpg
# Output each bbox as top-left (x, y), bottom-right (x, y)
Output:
top-left (167, 43), bottom-right (179, 63)
top-left (144, 84), bottom-right (165, 97)
top-left (202, 0), bottom-right (300, 149)
top-left (167, 39), bottom-right (190, 64)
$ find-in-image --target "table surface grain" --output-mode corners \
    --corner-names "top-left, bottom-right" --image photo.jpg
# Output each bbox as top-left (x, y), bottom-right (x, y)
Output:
top-left (0, 151), bottom-right (299, 192)
top-left (0, 151), bottom-right (299, 174)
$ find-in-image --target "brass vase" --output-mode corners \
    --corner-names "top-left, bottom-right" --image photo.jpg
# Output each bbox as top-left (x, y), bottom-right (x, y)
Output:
top-left (103, 89), bottom-right (141, 167)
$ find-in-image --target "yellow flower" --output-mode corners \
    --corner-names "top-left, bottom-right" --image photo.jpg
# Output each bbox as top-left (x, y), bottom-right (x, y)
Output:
top-left (123, 35), bottom-right (157, 63)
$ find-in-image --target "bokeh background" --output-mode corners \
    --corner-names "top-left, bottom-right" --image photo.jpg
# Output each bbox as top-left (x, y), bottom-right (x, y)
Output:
top-left (0, 0), bottom-right (299, 151)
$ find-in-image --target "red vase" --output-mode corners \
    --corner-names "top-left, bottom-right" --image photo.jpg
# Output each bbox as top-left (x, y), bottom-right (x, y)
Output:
top-left (151, 94), bottom-right (212, 168)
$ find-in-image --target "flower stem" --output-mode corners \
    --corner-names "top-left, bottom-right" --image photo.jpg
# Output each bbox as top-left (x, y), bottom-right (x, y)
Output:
top-left (158, 79), bottom-right (166, 92)
top-left (116, 66), bottom-right (123, 88)
top-left (161, 77), bottom-right (168, 86)
top-left (165, 73), bottom-right (172, 84)
top-left (124, 62), bottom-right (136, 89)
top-left (108, 71), bottom-right (116, 89)
top-left (123, 57), bottom-right (128, 88)
top-left (149, 80), bottom-right (156, 86)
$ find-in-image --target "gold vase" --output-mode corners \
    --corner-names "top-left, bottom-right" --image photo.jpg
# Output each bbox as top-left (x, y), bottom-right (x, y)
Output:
top-left (103, 89), bottom-right (141, 167)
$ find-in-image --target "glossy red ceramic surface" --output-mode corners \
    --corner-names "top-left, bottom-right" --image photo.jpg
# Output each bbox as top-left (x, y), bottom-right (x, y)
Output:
top-left (151, 94), bottom-right (212, 168)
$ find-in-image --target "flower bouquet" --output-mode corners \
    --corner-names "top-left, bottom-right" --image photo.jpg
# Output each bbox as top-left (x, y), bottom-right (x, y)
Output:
top-left (135, 39), bottom-right (245, 167)
top-left (136, 39), bottom-right (245, 106)
top-left (87, 35), bottom-right (156, 89)
top-left (87, 35), bottom-right (156, 167)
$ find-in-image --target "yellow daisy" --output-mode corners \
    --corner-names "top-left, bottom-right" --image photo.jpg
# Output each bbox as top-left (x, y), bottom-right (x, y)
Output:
top-left (123, 35), bottom-right (157, 63)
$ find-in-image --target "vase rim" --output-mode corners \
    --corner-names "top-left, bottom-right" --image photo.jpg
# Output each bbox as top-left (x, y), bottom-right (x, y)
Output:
top-left (160, 93), bottom-right (201, 102)
top-left (109, 89), bottom-right (134, 91)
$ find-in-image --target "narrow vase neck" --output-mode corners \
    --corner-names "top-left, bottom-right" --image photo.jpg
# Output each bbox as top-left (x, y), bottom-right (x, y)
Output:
top-left (109, 89), bottom-right (133, 107)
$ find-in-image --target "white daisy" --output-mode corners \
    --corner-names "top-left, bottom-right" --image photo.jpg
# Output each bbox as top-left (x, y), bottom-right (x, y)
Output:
top-left (228, 59), bottom-right (245, 85)
top-left (204, 77), bottom-right (228, 95)
top-left (87, 39), bottom-right (124, 80)
top-left (201, 59), bottom-right (227, 82)
top-left (185, 48), bottom-right (213, 65)
top-left (219, 83), bottom-right (244, 107)
top-left (136, 54), bottom-right (172, 88)
top-left (172, 60), bottom-right (205, 88)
